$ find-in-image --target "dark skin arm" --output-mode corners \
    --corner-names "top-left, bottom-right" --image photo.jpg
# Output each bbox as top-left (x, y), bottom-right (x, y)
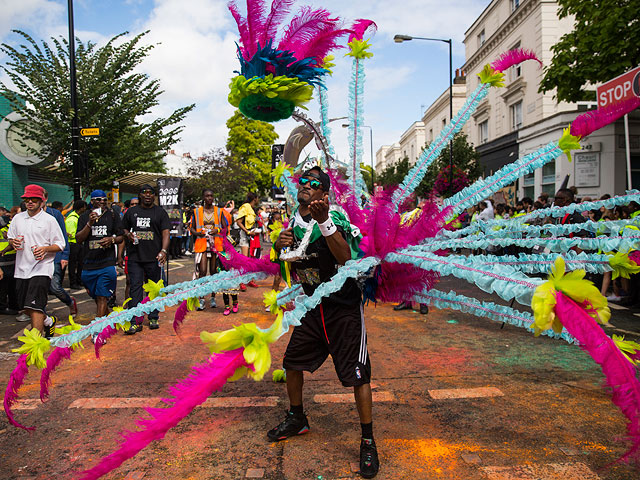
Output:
top-left (275, 194), bottom-right (351, 266)
top-left (157, 229), bottom-right (170, 265)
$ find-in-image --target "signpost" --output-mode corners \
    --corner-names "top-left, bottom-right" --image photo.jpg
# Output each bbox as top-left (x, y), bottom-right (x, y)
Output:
top-left (80, 127), bottom-right (100, 137)
top-left (596, 66), bottom-right (640, 190)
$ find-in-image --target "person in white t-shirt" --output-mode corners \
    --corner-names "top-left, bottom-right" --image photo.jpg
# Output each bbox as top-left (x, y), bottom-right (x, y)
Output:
top-left (7, 185), bottom-right (66, 337)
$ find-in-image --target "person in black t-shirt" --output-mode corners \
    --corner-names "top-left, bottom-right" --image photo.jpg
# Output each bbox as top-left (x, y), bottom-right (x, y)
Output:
top-left (76, 190), bottom-right (124, 330)
top-left (268, 167), bottom-right (379, 479)
top-left (121, 184), bottom-right (170, 334)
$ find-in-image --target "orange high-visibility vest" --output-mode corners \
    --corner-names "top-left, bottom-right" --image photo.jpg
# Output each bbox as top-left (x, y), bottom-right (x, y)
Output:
top-left (191, 206), bottom-right (231, 253)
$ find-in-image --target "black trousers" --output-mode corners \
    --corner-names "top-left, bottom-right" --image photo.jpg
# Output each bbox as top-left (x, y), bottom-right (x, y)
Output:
top-left (128, 260), bottom-right (162, 321)
top-left (68, 242), bottom-right (84, 286)
top-left (0, 262), bottom-right (19, 310)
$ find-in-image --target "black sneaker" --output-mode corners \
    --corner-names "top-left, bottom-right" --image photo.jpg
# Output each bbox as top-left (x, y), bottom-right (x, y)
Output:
top-left (419, 304), bottom-right (429, 315)
top-left (125, 322), bottom-right (142, 335)
top-left (393, 301), bottom-right (412, 311)
top-left (43, 315), bottom-right (57, 339)
top-left (267, 410), bottom-right (310, 441)
top-left (359, 438), bottom-right (379, 478)
top-left (149, 318), bottom-right (159, 330)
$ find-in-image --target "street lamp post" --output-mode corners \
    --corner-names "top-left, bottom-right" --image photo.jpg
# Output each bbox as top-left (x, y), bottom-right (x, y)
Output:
top-left (68, 0), bottom-right (81, 200)
top-left (342, 123), bottom-right (375, 193)
top-left (394, 34), bottom-right (454, 195)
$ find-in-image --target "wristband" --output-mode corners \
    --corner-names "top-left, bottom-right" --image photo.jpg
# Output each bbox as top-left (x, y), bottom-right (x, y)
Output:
top-left (318, 217), bottom-right (337, 237)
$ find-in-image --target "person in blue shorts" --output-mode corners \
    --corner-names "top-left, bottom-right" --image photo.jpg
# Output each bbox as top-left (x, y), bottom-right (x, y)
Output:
top-left (76, 190), bottom-right (124, 342)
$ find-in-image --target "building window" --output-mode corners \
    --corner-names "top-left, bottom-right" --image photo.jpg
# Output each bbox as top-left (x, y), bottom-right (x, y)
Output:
top-left (510, 42), bottom-right (522, 80)
top-left (511, 0), bottom-right (520, 12)
top-left (542, 160), bottom-right (555, 195)
top-left (477, 30), bottom-right (485, 48)
top-left (429, 128), bottom-right (433, 142)
top-left (511, 101), bottom-right (523, 130)
top-left (442, 118), bottom-right (446, 129)
top-left (479, 120), bottom-right (488, 144)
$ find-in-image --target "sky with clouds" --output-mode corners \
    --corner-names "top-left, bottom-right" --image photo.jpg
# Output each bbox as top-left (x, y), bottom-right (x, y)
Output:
top-left (0, 0), bottom-right (488, 168)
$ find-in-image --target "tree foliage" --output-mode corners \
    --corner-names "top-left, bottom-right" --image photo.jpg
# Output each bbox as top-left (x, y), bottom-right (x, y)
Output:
top-left (377, 132), bottom-right (482, 198)
top-left (226, 110), bottom-right (278, 195)
top-left (0, 30), bottom-right (194, 188)
top-left (182, 148), bottom-right (253, 206)
top-left (539, 0), bottom-right (640, 102)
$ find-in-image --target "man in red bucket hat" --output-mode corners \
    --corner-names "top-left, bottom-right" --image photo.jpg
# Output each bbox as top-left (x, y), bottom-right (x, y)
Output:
top-left (6, 184), bottom-right (66, 337)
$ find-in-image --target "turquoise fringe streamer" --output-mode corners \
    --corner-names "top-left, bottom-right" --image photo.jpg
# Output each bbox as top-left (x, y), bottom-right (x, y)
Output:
top-left (413, 288), bottom-right (577, 344)
top-left (473, 251), bottom-right (612, 274)
top-left (386, 249), bottom-right (542, 305)
top-left (279, 257), bottom-right (379, 335)
top-left (444, 141), bottom-right (563, 216)
top-left (317, 86), bottom-right (336, 168)
top-left (49, 271), bottom-right (269, 348)
top-left (276, 284), bottom-right (303, 306)
top-left (392, 83), bottom-right (490, 209)
top-left (347, 57), bottom-right (367, 199)
top-left (416, 229), bottom-right (640, 253)
top-left (279, 169), bottom-right (299, 210)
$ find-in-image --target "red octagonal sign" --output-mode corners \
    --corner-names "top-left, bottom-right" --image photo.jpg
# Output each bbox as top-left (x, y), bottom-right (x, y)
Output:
top-left (596, 65), bottom-right (640, 109)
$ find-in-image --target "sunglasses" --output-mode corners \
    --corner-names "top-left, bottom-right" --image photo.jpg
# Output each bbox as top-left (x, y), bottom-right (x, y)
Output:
top-left (23, 197), bottom-right (41, 203)
top-left (92, 197), bottom-right (107, 201)
top-left (298, 177), bottom-right (322, 190)
top-left (140, 189), bottom-right (154, 195)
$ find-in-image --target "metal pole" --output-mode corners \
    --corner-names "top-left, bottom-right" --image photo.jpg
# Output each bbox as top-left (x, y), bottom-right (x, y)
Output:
top-left (448, 39), bottom-right (453, 196)
top-left (625, 114), bottom-right (632, 190)
top-left (369, 126), bottom-right (374, 193)
top-left (68, 0), bottom-right (81, 201)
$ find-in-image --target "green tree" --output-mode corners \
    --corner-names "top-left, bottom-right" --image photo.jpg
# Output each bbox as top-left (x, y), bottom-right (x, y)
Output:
top-left (0, 30), bottom-right (194, 188)
top-left (226, 110), bottom-right (278, 195)
top-left (377, 132), bottom-right (482, 198)
top-left (182, 148), bottom-right (253, 206)
top-left (539, 0), bottom-right (640, 102)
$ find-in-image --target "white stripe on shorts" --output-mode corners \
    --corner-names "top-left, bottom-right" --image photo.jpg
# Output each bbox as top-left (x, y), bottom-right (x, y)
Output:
top-left (359, 304), bottom-right (367, 364)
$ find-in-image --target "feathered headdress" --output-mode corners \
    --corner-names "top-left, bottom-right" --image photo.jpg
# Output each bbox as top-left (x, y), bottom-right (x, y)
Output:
top-left (228, 0), bottom-right (366, 121)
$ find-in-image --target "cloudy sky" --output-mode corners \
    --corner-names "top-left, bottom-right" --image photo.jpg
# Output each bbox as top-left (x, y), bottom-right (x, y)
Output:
top-left (0, 0), bottom-right (488, 167)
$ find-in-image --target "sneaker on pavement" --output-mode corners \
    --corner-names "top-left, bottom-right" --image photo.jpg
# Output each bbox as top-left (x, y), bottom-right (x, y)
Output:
top-left (149, 318), bottom-right (159, 330)
top-left (184, 250), bottom-right (193, 256)
top-left (197, 299), bottom-right (205, 311)
top-left (125, 323), bottom-right (142, 335)
top-left (606, 294), bottom-right (624, 302)
top-left (267, 410), bottom-right (310, 441)
top-left (44, 315), bottom-right (58, 339)
top-left (223, 307), bottom-right (231, 316)
top-left (359, 438), bottom-right (379, 478)
top-left (69, 297), bottom-right (78, 316)
top-left (239, 283), bottom-right (247, 291)
top-left (209, 297), bottom-right (217, 308)
top-left (232, 304), bottom-right (239, 314)
top-left (393, 301), bottom-right (412, 311)
top-left (16, 312), bottom-right (30, 322)
top-left (248, 280), bottom-right (259, 288)
top-left (419, 304), bottom-right (429, 315)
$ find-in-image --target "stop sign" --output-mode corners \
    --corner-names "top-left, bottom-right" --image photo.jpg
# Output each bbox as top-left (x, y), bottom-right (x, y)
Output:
top-left (596, 65), bottom-right (640, 109)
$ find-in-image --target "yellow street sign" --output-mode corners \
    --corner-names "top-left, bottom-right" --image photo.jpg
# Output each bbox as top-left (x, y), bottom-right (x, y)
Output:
top-left (80, 128), bottom-right (100, 137)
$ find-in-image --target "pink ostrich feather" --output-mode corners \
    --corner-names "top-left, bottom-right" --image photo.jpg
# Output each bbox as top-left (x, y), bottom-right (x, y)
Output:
top-left (77, 349), bottom-right (247, 480)
top-left (294, 24), bottom-right (351, 64)
top-left (261, 0), bottom-right (296, 46)
top-left (173, 300), bottom-right (189, 335)
top-left (219, 239), bottom-right (280, 275)
top-left (278, 7), bottom-right (336, 55)
top-left (629, 250), bottom-right (640, 267)
top-left (570, 97), bottom-right (640, 139)
top-left (555, 292), bottom-right (640, 463)
top-left (94, 325), bottom-right (117, 360)
top-left (490, 47), bottom-right (542, 73)
top-left (244, 0), bottom-right (268, 55)
top-left (3, 354), bottom-right (34, 431)
top-left (326, 168), bottom-right (368, 230)
top-left (376, 263), bottom-right (439, 303)
top-left (40, 346), bottom-right (73, 402)
top-left (228, 1), bottom-right (251, 59)
top-left (347, 19), bottom-right (377, 43)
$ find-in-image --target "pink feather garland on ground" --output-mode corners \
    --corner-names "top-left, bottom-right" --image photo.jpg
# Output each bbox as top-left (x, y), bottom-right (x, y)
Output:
top-left (555, 292), bottom-right (640, 463)
top-left (490, 47), bottom-right (542, 73)
top-left (570, 97), bottom-right (640, 139)
top-left (77, 349), bottom-right (248, 480)
top-left (3, 354), bottom-right (34, 431)
top-left (40, 346), bottom-right (73, 402)
top-left (173, 300), bottom-right (189, 335)
top-left (94, 326), bottom-right (117, 360)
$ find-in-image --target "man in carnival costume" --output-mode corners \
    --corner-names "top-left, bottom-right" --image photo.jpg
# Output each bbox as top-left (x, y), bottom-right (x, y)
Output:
top-left (270, 166), bottom-right (379, 478)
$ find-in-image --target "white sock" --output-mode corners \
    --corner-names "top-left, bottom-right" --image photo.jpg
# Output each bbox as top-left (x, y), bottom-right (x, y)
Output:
top-left (44, 316), bottom-right (54, 327)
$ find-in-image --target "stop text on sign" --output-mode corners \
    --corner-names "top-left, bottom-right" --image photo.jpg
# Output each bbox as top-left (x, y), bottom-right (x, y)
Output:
top-left (596, 66), bottom-right (640, 109)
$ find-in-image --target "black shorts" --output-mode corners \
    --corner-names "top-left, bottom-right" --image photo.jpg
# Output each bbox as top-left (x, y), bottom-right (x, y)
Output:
top-left (283, 301), bottom-right (371, 387)
top-left (16, 276), bottom-right (51, 313)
